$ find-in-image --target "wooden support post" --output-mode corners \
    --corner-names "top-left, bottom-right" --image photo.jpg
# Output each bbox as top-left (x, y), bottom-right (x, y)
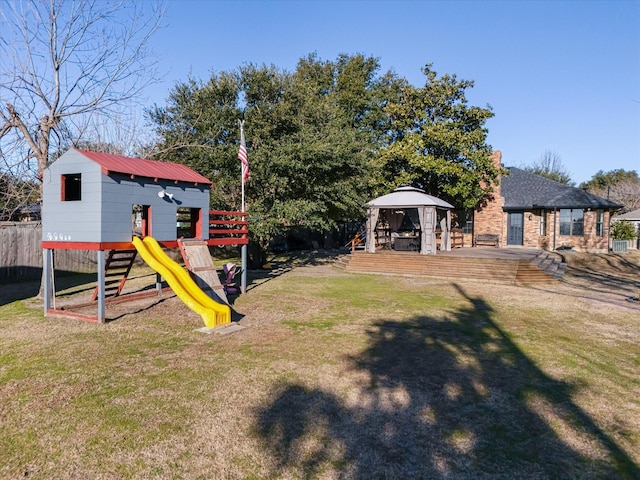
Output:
top-left (43, 249), bottom-right (53, 315)
top-left (97, 250), bottom-right (106, 323)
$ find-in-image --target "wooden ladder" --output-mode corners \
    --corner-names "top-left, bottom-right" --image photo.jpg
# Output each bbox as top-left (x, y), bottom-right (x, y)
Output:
top-left (177, 239), bottom-right (229, 304)
top-left (91, 249), bottom-right (138, 301)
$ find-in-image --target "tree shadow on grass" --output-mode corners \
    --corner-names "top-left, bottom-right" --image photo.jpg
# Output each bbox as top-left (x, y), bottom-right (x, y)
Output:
top-left (559, 252), bottom-right (640, 299)
top-left (245, 249), bottom-right (346, 293)
top-left (0, 271), bottom-right (98, 307)
top-left (256, 283), bottom-right (638, 479)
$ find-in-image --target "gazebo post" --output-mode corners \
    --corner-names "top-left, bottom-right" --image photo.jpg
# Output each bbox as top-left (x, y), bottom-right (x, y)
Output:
top-left (365, 207), bottom-right (379, 253)
top-left (439, 210), bottom-right (452, 251)
top-left (446, 210), bottom-right (452, 251)
top-left (418, 206), bottom-right (437, 254)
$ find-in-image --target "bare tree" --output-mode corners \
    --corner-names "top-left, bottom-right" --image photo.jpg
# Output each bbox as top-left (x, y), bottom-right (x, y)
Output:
top-left (73, 112), bottom-right (156, 157)
top-left (0, 0), bottom-right (164, 217)
top-left (590, 179), bottom-right (640, 213)
top-left (579, 169), bottom-right (640, 212)
top-left (522, 150), bottom-right (574, 185)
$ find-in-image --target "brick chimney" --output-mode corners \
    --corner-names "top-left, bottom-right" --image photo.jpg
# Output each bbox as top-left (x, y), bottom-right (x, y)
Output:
top-left (491, 150), bottom-right (502, 169)
top-left (473, 150), bottom-right (505, 244)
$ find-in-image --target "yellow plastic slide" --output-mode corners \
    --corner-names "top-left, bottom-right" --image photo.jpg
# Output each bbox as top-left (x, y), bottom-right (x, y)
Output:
top-left (132, 236), bottom-right (231, 328)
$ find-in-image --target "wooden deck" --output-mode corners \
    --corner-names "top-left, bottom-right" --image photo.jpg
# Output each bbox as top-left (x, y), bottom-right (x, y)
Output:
top-left (335, 248), bottom-right (566, 285)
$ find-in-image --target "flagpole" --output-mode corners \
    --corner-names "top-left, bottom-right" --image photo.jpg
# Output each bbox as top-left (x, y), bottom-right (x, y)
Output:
top-left (240, 120), bottom-right (245, 213)
top-left (241, 173), bottom-right (245, 212)
top-left (239, 120), bottom-right (247, 294)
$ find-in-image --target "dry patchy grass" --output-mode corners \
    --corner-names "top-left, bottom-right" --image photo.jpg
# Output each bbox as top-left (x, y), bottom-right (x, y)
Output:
top-left (0, 251), bottom-right (639, 479)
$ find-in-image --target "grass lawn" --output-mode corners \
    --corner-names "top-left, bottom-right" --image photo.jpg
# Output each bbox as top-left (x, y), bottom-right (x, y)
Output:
top-left (1, 251), bottom-right (639, 479)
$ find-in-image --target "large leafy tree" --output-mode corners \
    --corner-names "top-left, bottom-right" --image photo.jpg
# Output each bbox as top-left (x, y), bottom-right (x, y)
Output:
top-left (149, 72), bottom-right (243, 210)
top-left (243, 55), bottom-right (398, 247)
top-left (150, 54), bottom-right (396, 263)
top-left (377, 64), bottom-right (500, 208)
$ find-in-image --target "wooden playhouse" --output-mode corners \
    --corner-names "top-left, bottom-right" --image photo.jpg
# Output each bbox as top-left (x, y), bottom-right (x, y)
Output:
top-left (41, 148), bottom-right (248, 324)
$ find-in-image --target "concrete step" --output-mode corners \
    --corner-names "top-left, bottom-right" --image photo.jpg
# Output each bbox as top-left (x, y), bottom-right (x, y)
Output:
top-left (520, 251), bottom-right (566, 283)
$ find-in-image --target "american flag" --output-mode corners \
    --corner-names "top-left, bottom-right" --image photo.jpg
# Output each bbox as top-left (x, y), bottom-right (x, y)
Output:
top-left (238, 130), bottom-right (250, 183)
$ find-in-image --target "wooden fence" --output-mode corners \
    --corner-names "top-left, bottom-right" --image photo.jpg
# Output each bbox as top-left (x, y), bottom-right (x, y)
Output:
top-left (0, 222), bottom-right (96, 283)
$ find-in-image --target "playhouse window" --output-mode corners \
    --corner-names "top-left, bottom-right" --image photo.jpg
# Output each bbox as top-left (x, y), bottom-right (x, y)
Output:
top-left (132, 204), bottom-right (151, 237)
top-left (177, 207), bottom-right (201, 239)
top-left (61, 173), bottom-right (82, 201)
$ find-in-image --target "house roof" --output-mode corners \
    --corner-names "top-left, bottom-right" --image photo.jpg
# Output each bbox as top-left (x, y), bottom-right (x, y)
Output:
top-left (613, 208), bottom-right (640, 221)
top-left (76, 149), bottom-right (212, 185)
top-left (501, 168), bottom-right (622, 210)
top-left (368, 186), bottom-right (454, 209)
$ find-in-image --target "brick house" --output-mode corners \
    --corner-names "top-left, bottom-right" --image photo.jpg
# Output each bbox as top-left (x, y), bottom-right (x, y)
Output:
top-left (470, 151), bottom-right (622, 252)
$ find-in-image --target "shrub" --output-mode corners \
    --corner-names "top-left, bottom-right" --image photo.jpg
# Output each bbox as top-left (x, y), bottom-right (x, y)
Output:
top-left (610, 220), bottom-right (637, 240)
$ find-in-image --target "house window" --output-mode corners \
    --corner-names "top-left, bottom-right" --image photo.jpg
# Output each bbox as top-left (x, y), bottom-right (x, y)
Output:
top-left (61, 173), bottom-right (82, 201)
top-left (456, 209), bottom-right (474, 234)
top-left (540, 209), bottom-right (546, 236)
top-left (596, 209), bottom-right (604, 236)
top-left (559, 208), bottom-right (584, 236)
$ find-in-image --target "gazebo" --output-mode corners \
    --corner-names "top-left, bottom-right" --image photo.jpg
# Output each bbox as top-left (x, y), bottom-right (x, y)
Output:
top-left (365, 186), bottom-right (454, 255)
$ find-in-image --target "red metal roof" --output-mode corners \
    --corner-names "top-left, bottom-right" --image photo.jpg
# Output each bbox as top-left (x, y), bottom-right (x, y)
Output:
top-left (76, 149), bottom-right (212, 185)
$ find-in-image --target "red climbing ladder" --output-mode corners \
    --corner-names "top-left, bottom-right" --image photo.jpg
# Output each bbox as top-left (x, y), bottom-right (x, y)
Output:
top-left (91, 249), bottom-right (137, 301)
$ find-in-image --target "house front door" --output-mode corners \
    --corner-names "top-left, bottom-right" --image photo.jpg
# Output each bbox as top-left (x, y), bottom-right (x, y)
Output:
top-left (507, 212), bottom-right (524, 246)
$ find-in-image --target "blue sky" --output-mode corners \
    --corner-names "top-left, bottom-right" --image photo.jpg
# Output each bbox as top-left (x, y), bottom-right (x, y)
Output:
top-left (144, 0), bottom-right (640, 185)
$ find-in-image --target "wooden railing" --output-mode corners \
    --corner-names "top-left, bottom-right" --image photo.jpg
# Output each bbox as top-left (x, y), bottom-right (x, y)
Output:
top-left (436, 228), bottom-right (464, 249)
top-left (451, 228), bottom-right (464, 248)
top-left (345, 231), bottom-right (366, 252)
top-left (208, 210), bottom-right (249, 246)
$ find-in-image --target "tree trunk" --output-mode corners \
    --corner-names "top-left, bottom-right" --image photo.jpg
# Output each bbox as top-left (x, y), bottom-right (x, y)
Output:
top-left (248, 240), bottom-right (268, 268)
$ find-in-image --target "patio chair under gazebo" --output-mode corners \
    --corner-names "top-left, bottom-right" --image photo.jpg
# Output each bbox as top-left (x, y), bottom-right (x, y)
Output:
top-left (365, 186), bottom-right (454, 255)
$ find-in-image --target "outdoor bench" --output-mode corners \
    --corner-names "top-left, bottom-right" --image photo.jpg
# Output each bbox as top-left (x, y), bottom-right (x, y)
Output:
top-left (473, 233), bottom-right (500, 247)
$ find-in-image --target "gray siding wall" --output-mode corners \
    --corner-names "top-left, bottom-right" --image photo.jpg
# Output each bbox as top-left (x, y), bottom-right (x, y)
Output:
top-left (43, 150), bottom-right (210, 243)
top-left (42, 150), bottom-right (103, 242)
top-left (102, 175), bottom-right (210, 242)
